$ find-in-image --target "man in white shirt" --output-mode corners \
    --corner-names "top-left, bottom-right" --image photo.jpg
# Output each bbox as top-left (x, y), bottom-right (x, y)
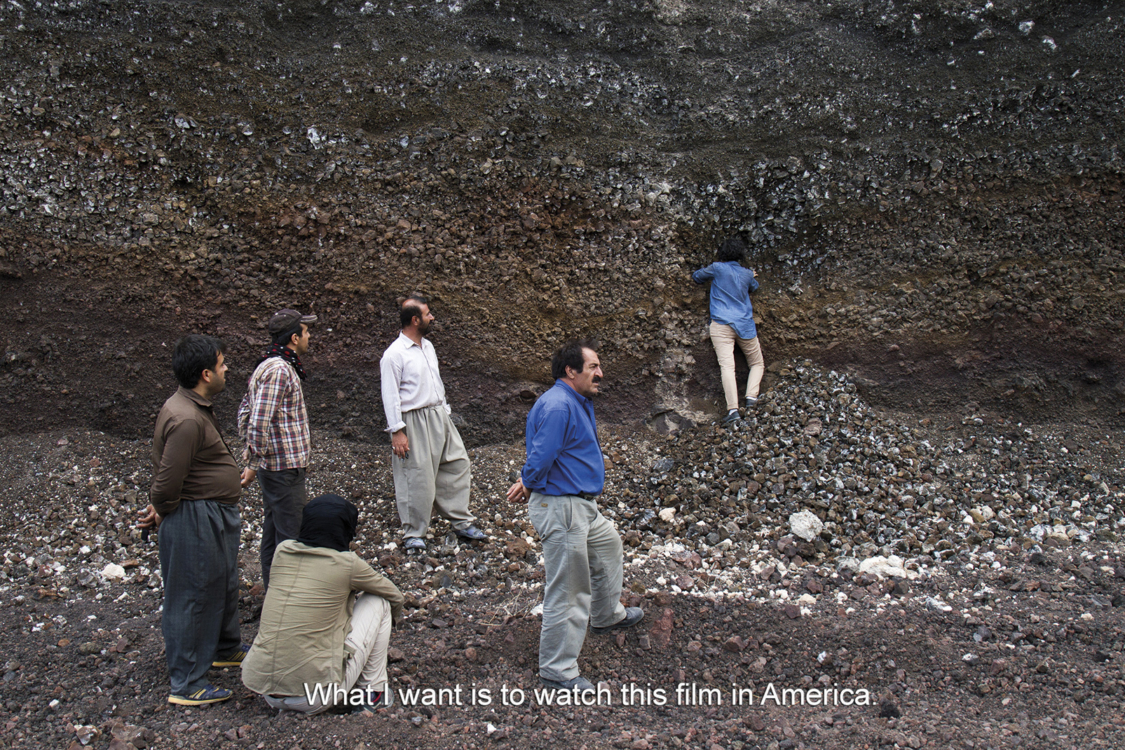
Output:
top-left (379, 294), bottom-right (486, 552)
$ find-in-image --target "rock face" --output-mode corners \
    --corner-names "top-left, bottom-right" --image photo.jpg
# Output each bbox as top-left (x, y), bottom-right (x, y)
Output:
top-left (0, 0), bottom-right (1122, 441)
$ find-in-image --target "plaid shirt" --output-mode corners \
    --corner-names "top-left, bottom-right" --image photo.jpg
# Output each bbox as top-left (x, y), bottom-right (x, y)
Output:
top-left (238, 357), bottom-right (310, 471)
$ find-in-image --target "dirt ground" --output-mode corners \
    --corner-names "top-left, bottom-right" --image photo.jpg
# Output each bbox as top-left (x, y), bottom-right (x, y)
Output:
top-left (2, 397), bottom-right (1123, 750)
top-left (0, 1), bottom-right (1123, 748)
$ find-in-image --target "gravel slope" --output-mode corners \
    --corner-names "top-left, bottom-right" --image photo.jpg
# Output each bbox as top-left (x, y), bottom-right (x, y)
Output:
top-left (2, 363), bottom-right (1122, 749)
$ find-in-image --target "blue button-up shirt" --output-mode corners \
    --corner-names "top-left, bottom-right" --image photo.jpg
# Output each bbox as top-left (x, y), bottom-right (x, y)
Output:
top-left (520, 380), bottom-right (604, 497)
top-left (692, 261), bottom-right (760, 339)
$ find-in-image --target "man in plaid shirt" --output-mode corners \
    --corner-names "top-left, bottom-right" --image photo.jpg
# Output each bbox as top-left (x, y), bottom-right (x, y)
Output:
top-left (238, 308), bottom-right (316, 590)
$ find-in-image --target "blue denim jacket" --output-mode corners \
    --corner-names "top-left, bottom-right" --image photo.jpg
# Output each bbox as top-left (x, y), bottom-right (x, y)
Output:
top-left (692, 261), bottom-right (760, 339)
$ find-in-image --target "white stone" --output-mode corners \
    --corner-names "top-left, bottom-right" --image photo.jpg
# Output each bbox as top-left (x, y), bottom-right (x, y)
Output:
top-left (973, 505), bottom-right (996, 522)
top-left (100, 563), bottom-right (126, 581)
top-left (74, 725), bottom-right (100, 744)
top-left (925, 596), bottom-right (953, 613)
top-left (658, 507), bottom-right (676, 523)
top-left (789, 510), bottom-right (824, 542)
top-left (859, 555), bottom-right (911, 579)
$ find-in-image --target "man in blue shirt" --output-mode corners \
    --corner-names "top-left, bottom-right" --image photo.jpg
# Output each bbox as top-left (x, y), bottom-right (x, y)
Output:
top-left (507, 340), bottom-right (644, 692)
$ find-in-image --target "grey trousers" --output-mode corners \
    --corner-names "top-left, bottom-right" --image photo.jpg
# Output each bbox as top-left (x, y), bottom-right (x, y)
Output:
top-left (257, 467), bottom-right (308, 589)
top-left (159, 500), bottom-right (242, 696)
top-left (392, 405), bottom-right (474, 538)
top-left (262, 594), bottom-right (393, 714)
top-left (528, 492), bottom-right (626, 682)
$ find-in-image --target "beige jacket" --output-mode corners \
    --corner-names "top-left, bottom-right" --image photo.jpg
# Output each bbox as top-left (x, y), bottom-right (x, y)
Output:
top-left (242, 541), bottom-right (404, 697)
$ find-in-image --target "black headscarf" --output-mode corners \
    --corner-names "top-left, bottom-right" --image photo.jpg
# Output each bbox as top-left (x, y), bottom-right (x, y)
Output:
top-left (296, 494), bottom-right (358, 552)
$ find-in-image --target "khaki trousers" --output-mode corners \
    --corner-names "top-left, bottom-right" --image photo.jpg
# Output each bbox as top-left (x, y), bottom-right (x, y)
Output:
top-left (528, 492), bottom-right (626, 682)
top-left (708, 322), bottom-right (765, 412)
top-left (262, 593), bottom-right (392, 714)
top-left (392, 405), bottom-right (474, 538)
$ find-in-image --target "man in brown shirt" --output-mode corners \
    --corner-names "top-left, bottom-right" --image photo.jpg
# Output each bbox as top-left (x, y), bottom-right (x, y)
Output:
top-left (139, 334), bottom-right (247, 706)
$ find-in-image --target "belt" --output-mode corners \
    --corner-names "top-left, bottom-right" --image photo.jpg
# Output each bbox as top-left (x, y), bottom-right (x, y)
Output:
top-left (535, 491), bottom-right (600, 500)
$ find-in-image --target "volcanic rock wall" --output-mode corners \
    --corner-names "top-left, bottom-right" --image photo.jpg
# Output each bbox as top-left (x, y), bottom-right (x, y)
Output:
top-left (1, 0), bottom-right (1122, 441)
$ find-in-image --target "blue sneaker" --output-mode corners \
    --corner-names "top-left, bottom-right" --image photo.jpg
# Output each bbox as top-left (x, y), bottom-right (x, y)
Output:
top-left (169, 684), bottom-right (232, 706)
top-left (212, 643), bottom-right (250, 668)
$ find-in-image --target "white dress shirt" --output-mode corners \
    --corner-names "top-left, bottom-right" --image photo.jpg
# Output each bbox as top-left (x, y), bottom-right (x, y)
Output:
top-left (379, 332), bottom-right (450, 433)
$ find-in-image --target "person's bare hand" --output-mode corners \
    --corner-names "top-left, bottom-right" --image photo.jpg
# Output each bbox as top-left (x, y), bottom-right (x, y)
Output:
top-left (506, 478), bottom-right (530, 504)
top-left (137, 504), bottom-right (163, 530)
top-left (391, 430), bottom-right (410, 459)
top-left (240, 467), bottom-right (257, 488)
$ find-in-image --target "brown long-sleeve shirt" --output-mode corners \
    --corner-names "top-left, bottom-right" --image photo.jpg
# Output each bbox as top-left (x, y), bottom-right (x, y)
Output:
top-left (150, 386), bottom-right (242, 516)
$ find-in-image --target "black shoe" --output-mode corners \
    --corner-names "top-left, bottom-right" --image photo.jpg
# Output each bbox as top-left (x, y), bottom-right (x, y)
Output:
top-left (720, 410), bottom-right (740, 426)
top-left (453, 525), bottom-right (487, 542)
top-left (539, 675), bottom-right (595, 692)
top-left (591, 607), bottom-right (644, 635)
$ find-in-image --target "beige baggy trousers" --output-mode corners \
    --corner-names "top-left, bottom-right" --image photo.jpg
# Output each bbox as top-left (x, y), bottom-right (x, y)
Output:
top-left (262, 593), bottom-right (392, 714)
top-left (392, 404), bottom-right (474, 538)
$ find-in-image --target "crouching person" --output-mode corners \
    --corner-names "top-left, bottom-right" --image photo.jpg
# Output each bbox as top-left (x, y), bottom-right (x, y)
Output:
top-left (242, 494), bottom-right (404, 714)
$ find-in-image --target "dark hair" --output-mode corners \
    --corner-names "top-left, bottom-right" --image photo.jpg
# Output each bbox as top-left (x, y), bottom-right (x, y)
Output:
top-left (717, 236), bottom-right (747, 263)
top-left (551, 338), bottom-right (597, 380)
top-left (172, 334), bottom-right (225, 389)
top-left (271, 323), bottom-right (304, 348)
top-left (400, 293), bottom-right (430, 328)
